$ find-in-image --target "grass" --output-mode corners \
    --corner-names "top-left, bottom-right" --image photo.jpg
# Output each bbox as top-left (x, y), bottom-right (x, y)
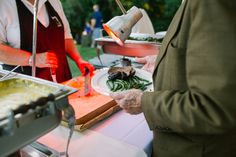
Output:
top-left (67, 45), bottom-right (98, 77)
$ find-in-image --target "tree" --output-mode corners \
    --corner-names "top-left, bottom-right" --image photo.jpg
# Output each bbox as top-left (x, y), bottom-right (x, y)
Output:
top-left (61, 0), bottom-right (181, 37)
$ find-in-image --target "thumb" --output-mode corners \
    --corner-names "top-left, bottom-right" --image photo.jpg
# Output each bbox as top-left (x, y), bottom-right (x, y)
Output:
top-left (77, 63), bottom-right (85, 75)
top-left (80, 67), bottom-right (85, 76)
top-left (110, 92), bottom-right (125, 100)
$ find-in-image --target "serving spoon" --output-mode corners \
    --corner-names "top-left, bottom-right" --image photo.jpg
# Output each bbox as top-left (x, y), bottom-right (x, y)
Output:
top-left (0, 65), bottom-right (20, 81)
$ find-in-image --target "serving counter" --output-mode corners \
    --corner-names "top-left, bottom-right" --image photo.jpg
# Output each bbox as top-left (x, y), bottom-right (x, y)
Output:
top-left (37, 76), bottom-right (153, 157)
top-left (38, 111), bottom-right (153, 157)
top-left (0, 69), bottom-right (77, 157)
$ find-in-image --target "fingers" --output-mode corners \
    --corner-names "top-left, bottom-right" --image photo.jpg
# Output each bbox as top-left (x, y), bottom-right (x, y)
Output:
top-left (135, 57), bottom-right (147, 64)
top-left (77, 59), bottom-right (95, 76)
top-left (46, 58), bottom-right (58, 68)
top-left (110, 89), bottom-right (143, 115)
top-left (118, 98), bottom-right (129, 108)
top-left (86, 63), bottom-right (95, 74)
top-left (124, 107), bottom-right (142, 115)
top-left (47, 52), bottom-right (58, 68)
top-left (142, 63), bottom-right (154, 73)
top-left (48, 53), bottom-right (58, 61)
top-left (36, 52), bottom-right (58, 68)
top-left (83, 62), bottom-right (95, 75)
top-left (80, 66), bottom-right (85, 75)
top-left (110, 91), bottom-right (130, 109)
top-left (117, 97), bottom-right (142, 115)
top-left (110, 92), bottom-right (126, 101)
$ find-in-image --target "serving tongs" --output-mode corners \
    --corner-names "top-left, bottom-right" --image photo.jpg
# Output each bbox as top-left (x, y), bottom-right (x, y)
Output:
top-left (0, 65), bottom-right (20, 81)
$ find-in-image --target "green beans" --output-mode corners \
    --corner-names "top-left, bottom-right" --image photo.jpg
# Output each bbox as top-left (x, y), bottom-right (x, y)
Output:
top-left (106, 75), bottom-right (152, 92)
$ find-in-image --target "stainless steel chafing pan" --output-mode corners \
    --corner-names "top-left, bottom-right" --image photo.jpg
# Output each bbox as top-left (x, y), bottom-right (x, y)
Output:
top-left (95, 33), bottom-right (162, 57)
top-left (0, 69), bottom-right (77, 157)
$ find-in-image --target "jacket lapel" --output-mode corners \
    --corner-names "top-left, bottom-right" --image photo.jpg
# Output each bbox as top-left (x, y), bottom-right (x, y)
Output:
top-left (154, 0), bottom-right (187, 71)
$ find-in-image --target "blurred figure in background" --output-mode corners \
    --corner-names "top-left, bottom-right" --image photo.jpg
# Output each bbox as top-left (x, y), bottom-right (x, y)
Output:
top-left (81, 21), bottom-right (92, 47)
top-left (84, 21), bottom-right (92, 35)
top-left (90, 4), bottom-right (103, 48)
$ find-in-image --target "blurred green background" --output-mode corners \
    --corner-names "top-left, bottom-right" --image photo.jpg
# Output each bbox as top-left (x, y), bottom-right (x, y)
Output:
top-left (62, 0), bottom-right (182, 76)
top-left (61, 0), bottom-right (182, 38)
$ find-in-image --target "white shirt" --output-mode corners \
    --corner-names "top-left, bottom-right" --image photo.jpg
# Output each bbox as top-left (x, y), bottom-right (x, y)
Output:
top-left (0, 0), bottom-right (72, 48)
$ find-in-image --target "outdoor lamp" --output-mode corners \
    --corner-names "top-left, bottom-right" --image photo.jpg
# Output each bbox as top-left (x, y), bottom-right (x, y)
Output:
top-left (103, 5), bottom-right (143, 46)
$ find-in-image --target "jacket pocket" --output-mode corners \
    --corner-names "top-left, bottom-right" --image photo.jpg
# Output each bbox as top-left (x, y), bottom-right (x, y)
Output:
top-left (153, 132), bottom-right (203, 157)
top-left (165, 43), bottom-right (187, 90)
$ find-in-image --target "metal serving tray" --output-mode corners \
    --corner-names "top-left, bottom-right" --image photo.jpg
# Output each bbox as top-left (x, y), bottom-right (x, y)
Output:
top-left (0, 69), bottom-right (77, 157)
top-left (96, 33), bottom-right (161, 57)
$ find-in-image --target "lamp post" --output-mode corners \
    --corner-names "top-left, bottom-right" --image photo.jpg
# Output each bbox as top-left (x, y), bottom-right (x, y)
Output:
top-left (31, 0), bottom-right (40, 77)
top-left (115, 0), bottom-right (127, 15)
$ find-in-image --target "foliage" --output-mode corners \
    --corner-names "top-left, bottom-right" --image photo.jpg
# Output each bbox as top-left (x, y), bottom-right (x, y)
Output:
top-left (61, 0), bottom-right (182, 37)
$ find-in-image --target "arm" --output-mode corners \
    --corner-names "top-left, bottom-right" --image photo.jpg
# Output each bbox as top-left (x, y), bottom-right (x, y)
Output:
top-left (0, 44), bottom-right (58, 68)
top-left (65, 39), bottom-right (94, 75)
top-left (0, 1), bottom-right (57, 69)
top-left (142, 0), bottom-right (236, 134)
top-left (0, 44), bottom-right (31, 66)
top-left (0, 5), bottom-right (30, 66)
top-left (53, 1), bottom-right (94, 75)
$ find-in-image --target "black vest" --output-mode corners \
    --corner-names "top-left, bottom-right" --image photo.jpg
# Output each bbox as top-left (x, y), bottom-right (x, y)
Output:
top-left (3, 0), bottom-right (71, 83)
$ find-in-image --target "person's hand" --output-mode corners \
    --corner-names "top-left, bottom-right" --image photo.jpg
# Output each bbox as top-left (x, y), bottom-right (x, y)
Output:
top-left (35, 52), bottom-right (58, 68)
top-left (110, 89), bottom-right (143, 115)
top-left (76, 58), bottom-right (95, 76)
top-left (135, 55), bottom-right (157, 73)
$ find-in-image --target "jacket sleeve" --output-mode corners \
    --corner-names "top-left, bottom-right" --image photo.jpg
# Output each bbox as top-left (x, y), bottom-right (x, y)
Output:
top-left (141, 0), bottom-right (236, 134)
top-left (0, 18), bottom-right (6, 44)
top-left (0, 2), bottom-right (7, 44)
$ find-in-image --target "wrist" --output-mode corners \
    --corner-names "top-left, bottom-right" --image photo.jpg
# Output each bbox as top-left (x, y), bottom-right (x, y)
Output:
top-left (76, 58), bottom-right (85, 64)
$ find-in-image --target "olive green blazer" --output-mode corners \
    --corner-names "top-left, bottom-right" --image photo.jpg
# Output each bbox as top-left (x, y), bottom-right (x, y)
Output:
top-left (141, 0), bottom-right (236, 157)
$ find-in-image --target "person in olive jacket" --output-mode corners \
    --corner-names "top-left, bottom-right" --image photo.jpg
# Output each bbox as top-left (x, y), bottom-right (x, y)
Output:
top-left (111, 0), bottom-right (236, 157)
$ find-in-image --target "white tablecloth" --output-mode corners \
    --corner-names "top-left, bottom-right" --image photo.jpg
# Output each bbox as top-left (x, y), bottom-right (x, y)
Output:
top-left (38, 110), bottom-right (153, 157)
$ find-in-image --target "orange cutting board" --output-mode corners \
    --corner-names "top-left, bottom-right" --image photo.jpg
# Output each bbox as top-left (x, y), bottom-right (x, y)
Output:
top-left (62, 76), bottom-right (117, 125)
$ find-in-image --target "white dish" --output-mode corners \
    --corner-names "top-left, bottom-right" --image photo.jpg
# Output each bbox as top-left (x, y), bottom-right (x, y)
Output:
top-left (129, 33), bottom-right (163, 39)
top-left (91, 68), bottom-right (153, 96)
top-left (155, 31), bottom-right (166, 39)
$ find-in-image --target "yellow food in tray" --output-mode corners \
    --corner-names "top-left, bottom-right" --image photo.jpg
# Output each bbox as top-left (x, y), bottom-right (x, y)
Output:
top-left (0, 78), bottom-right (55, 110)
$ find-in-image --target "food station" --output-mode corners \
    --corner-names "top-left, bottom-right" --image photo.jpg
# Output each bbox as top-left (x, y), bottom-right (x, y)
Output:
top-left (33, 32), bottom-right (162, 156)
top-left (0, 0), bottom-right (163, 157)
top-left (0, 70), bottom-right (77, 157)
